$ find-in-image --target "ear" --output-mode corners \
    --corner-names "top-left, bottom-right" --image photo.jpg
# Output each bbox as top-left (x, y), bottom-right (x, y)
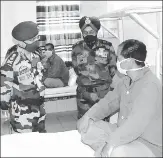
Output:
top-left (128, 58), bottom-right (135, 69)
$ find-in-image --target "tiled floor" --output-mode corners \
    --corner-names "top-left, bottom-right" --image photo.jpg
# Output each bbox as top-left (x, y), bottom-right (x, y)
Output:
top-left (1, 110), bottom-right (78, 135)
top-left (45, 111), bottom-right (78, 133)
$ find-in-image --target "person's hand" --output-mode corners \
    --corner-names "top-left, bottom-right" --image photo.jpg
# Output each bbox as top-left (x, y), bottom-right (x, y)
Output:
top-left (94, 142), bottom-right (114, 157)
top-left (90, 93), bottom-right (99, 102)
top-left (109, 65), bottom-right (117, 78)
top-left (77, 115), bottom-right (92, 134)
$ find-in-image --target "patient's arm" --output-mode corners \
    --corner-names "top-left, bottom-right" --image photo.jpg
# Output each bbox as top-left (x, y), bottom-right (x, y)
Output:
top-left (85, 81), bottom-right (122, 121)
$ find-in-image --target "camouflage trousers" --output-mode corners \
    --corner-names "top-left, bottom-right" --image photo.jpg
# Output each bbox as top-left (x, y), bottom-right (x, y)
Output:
top-left (76, 84), bottom-right (111, 120)
top-left (8, 100), bottom-right (46, 133)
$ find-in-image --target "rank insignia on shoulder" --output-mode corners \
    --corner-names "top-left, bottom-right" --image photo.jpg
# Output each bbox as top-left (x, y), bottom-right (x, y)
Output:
top-left (72, 40), bottom-right (83, 49)
top-left (5, 52), bottom-right (18, 67)
top-left (100, 39), bottom-right (112, 46)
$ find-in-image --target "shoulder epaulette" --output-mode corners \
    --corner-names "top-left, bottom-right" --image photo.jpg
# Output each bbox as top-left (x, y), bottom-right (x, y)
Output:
top-left (72, 40), bottom-right (84, 49)
top-left (5, 45), bottom-right (18, 59)
top-left (99, 39), bottom-right (112, 47)
top-left (5, 46), bottom-right (19, 67)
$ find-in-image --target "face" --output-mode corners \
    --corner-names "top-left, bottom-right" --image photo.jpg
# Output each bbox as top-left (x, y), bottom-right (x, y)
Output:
top-left (44, 45), bottom-right (53, 58)
top-left (24, 34), bottom-right (40, 52)
top-left (117, 46), bottom-right (133, 70)
top-left (45, 45), bottom-right (53, 51)
top-left (82, 26), bottom-right (97, 37)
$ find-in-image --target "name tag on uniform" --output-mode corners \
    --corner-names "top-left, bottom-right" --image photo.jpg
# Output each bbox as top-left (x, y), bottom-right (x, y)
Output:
top-left (18, 66), bottom-right (34, 85)
top-left (18, 72), bottom-right (34, 82)
top-left (96, 48), bottom-right (108, 58)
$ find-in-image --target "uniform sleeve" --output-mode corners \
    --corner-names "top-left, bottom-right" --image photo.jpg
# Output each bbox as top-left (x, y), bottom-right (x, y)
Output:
top-left (108, 83), bottom-right (159, 147)
top-left (71, 45), bottom-right (79, 75)
top-left (85, 80), bottom-right (122, 121)
top-left (106, 43), bottom-right (117, 78)
top-left (0, 63), bottom-right (14, 110)
top-left (33, 53), bottom-right (46, 97)
top-left (107, 44), bottom-right (117, 67)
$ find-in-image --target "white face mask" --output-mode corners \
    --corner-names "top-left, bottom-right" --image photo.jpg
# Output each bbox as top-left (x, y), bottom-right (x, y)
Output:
top-left (45, 50), bottom-right (53, 58)
top-left (116, 58), bottom-right (147, 75)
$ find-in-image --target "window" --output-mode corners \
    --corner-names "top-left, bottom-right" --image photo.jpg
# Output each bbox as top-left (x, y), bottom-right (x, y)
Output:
top-left (36, 1), bottom-right (81, 61)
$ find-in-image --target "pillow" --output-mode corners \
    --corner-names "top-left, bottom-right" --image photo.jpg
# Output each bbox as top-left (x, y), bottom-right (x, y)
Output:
top-left (68, 68), bottom-right (77, 86)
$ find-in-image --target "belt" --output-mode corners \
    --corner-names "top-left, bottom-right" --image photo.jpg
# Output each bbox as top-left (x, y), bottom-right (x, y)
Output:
top-left (16, 97), bottom-right (44, 106)
top-left (84, 84), bottom-right (110, 93)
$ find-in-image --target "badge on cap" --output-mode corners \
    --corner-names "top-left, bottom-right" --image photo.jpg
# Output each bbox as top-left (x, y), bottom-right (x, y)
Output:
top-left (85, 17), bottom-right (91, 24)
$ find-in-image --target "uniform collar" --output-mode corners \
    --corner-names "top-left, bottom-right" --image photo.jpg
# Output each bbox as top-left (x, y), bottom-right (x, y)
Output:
top-left (48, 53), bottom-right (57, 62)
top-left (17, 46), bottom-right (28, 54)
top-left (83, 38), bottom-right (99, 50)
top-left (17, 46), bottom-right (32, 61)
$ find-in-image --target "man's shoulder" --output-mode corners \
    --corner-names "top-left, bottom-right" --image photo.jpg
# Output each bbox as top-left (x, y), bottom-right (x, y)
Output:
top-left (5, 45), bottom-right (18, 58)
top-left (72, 40), bottom-right (84, 49)
top-left (55, 54), bottom-right (63, 60)
top-left (4, 45), bottom-right (19, 67)
top-left (98, 38), bottom-right (113, 47)
top-left (51, 54), bottom-right (64, 64)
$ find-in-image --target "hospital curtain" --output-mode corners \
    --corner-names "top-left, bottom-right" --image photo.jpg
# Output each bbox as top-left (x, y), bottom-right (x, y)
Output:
top-left (36, 1), bottom-right (81, 61)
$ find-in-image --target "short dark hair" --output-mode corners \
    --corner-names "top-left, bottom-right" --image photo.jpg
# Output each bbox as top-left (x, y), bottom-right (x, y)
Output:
top-left (45, 43), bottom-right (54, 50)
top-left (119, 39), bottom-right (147, 67)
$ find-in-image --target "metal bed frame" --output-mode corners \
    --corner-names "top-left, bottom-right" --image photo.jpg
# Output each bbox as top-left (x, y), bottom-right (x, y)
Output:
top-left (99, 5), bottom-right (162, 80)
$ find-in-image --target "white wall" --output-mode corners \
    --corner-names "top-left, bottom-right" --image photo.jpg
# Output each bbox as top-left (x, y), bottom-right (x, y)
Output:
top-left (80, 1), bottom-right (108, 17)
top-left (1, 1), bottom-right (36, 63)
top-left (107, 1), bottom-right (162, 11)
top-left (105, 1), bottom-right (162, 75)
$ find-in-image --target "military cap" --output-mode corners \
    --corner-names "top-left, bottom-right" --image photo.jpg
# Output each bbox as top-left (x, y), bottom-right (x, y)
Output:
top-left (79, 16), bottom-right (101, 32)
top-left (12, 21), bottom-right (38, 41)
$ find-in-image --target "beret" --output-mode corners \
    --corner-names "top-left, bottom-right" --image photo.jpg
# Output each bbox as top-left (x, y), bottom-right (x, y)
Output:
top-left (12, 21), bottom-right (38, 41)
top-left (79, 16), bottom-right (101, 31)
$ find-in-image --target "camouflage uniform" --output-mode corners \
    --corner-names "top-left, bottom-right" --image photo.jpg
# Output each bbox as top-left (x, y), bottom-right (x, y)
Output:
top-left (72, 39), bottom-right (117, 119)
top-left (0, 45), bottom-right (46, 133)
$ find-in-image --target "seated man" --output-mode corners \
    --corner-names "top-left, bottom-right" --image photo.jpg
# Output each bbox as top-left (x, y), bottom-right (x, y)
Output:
top-left (77, 39), bottom-right (162, 157)
top-left (41, 43), bottom-right (69, 88)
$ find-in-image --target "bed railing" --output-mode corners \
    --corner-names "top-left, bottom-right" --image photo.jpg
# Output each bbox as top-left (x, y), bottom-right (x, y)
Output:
top-left (99, 6), bottom-right (162, 80)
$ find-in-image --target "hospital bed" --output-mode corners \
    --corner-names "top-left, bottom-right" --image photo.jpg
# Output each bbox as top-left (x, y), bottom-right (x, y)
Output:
top-left (1, 130), bottom-right (94, 157)
top-left (44, 84), bottom-right (77, 113)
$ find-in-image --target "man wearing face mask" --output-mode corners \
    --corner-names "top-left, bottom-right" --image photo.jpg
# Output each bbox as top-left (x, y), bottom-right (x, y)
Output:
top-left (77, 39), bottom-right (162, 157)
top-left (72, 16), bottom-right (117, 119)
top-left (41, 43), bottom-right (69, 88)
top-left (0, 21), bottom-right (47, 133)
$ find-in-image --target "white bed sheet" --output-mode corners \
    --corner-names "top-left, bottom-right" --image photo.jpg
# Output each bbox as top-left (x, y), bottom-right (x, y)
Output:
top-left (44, 85), bottom-right (77, 98)
top-left (1, 130), bottom-right (94, 157)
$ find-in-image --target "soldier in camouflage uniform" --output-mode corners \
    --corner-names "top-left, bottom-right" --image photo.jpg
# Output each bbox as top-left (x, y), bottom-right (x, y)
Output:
top-left (72, 16), bottom-right (117, 119)
top-left (0, 21), bottom-right (46, 133)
